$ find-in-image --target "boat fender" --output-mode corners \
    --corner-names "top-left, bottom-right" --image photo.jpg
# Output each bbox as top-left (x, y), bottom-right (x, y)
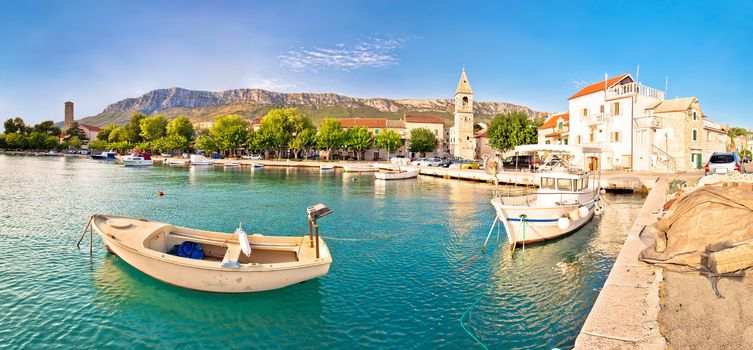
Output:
top-left (568, 209), bottom-right (580, 221)
top-left (236, 224), bottom-right (252, 257)
top-left (578, 206), bottom-right (589, 218)
top-left (557, 216), bottom-right (571, 230)
top-left (599, 188), bottom-right (607, 195)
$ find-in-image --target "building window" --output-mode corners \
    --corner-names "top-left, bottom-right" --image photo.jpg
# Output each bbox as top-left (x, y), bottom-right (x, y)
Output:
top-left (692, 110), bottom-right (697, 120)
top-left (589, 133), bottom-right (594, 142)
top-left (582, 108), bottom-right (588, 117)
top-left (600, 104), bottom-right (605, 113)
top-left (706, 131), bottom-right (711, 141)
top-left (545, 140), bottom-right (551, 144)
top-left (612, 102), bottom-right (621, 115)
top-left (564, 138), bottom-right (568, 145)
top-left (577, 135), bottom-right (582, 144)
top-left (374, 128), bottom-right (379, 134)
top-left (557, 121), bottom-right (563, 130)
top-left (635, 130), bottom-right (644, 145)
top-left (692, 129), bottom-right (698, 141)
top-left (610, 132), bottom-right (621, 142)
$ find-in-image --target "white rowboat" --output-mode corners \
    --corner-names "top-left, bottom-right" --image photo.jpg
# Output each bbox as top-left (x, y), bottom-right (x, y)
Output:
top-left (375, 169), bottom-right (419, 180)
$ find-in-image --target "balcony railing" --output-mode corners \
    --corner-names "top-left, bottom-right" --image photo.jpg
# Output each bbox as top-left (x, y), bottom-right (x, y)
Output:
top-left (581, 113), bottom-right (611, 125)
top-left (606, 82), bottom-right (664, 100)
top-left (635, 115), bottom-right (663, 128)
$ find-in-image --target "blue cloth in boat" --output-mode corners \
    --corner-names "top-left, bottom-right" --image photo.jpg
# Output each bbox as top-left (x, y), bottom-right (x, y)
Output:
top-left (169, 242), bottom-right (205, 260)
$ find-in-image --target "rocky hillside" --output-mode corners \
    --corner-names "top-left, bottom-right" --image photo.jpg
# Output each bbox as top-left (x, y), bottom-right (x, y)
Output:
top-left (79, 87), bottom-right (543, 127)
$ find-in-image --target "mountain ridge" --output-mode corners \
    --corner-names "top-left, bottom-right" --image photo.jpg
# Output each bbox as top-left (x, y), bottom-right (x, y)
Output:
top-left (79, 87), bottom-right (545, 127)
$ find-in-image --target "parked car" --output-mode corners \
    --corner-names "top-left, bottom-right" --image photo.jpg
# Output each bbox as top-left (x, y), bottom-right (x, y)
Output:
top-left (410, 158), bottom-right (426, 166)
top-left (502, 155), bottom-right (541, 172)
top-left (211, 153), bottom-right (223, 159)
top-left (705, 152), bottom-right (746, 175)
top-left (423, 158), bottom-right (442, 166)
top-left (439, 157), bottom-right (461, 167)
top-left (242, 154), bottom-right (263, 160)
top-left (390, 156), bottom-right (411, 165)
top-left (449, 159), bottom-right (478, 169)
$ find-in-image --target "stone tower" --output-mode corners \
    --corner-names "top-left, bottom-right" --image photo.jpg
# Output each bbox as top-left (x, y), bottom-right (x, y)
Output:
top-left (451, 68), bottom-right (476, 159)
top-left (64, 101), bottom-right (74, 131)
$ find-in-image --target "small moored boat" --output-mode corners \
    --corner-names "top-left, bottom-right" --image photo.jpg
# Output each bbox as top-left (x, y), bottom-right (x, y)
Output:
top-left (89, 204), bottom-right (334, 293)
top-left (252, 162), bottom-right (264, 168)
top-left (375, 168), bottom-right (419, 180)
top-left (320, 164), bottom-right (335, 171)
top-left (225, 161), bottom-right (240, 167)
top-left (165, 158), bottom-right (188, 166)
top-left (486, 145), bottom-right (604, 248)
top-left (343, 164), bottom-right (377, 173)
top-left (91, 151), bottom-right (117, 160)
top-left (122, 152), bottom-right (153, 166)
top-left (189, 154), bottom-right (213, 165)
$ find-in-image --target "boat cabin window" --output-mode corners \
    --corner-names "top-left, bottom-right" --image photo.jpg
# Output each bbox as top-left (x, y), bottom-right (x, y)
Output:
top-left (541, 177), bottom-right (556, 190)
top-left (581, 177), bottom-right (590, 190)
top-left (557, 178), bottom-right (573, 191)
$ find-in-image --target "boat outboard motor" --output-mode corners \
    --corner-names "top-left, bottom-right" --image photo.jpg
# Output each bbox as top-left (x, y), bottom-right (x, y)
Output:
top-left (236, 223), bottom-right (252, 257)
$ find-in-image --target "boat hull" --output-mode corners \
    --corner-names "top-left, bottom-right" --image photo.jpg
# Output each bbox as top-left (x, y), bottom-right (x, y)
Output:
top-left (343, 165), bottom-right (377, 172)
top-left (491, 198), bottom-right (597, 246)
top-left (375, 170), bottom-right (419, 180)
top-left (122, 159), bottom-right (153, 166)
top-left (92, 216), bottom-right (332, 293)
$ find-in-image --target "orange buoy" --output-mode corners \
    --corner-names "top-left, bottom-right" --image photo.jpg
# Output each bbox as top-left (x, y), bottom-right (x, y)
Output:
top-left (157, 191), bottom-right (164, 197)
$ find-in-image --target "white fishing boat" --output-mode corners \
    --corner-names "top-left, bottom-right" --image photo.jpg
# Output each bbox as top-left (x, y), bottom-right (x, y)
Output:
top-left (484, 145), bottom-right (605, 248)
top-left (86, 204), bottom-right (334, 293)
top-left (343, 164), bottom-right (377, 173)
top-left (375, 168), bottom-right (419, 180)
top-left (189, 154), bottom-right (213, 165)
top-left (252, 162), bottom-right (264, 168)
top-left (122, 152), bottom-right (153, 166)
top-left (225, 161), bottom-right (240, 167)
top-left (320, 164), bottom-right (335, 171)
top-left (90, 151), bottom-right (117, 160)
top-left (165, 158), bottom-right (188, 166)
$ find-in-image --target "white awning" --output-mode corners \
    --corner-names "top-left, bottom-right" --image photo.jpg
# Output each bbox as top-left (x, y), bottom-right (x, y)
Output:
top-left (513, 144), bottom-right (601, 154)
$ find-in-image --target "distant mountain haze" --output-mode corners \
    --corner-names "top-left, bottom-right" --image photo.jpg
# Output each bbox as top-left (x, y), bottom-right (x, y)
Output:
top-left (78, 87), bottom-right (544, 127)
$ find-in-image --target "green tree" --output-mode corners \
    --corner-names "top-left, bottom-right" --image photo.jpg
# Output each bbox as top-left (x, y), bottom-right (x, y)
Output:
top-left (342, 126), bottom-right (373, 160)
top-left (374, 129), bottom-right (402, 158)
top-left (69, 136), bottom-right (82, 150)
top-left (408, 127), bottom-right (438, 157)
top-left (65, 121), bottom-right (88, 141)
top-left (728, 127), bottom-right (749, 152)
top-left (108, 141), bottom-right (131, 152)
top-left (108, 126), bottom-right (129, 143)
top-left (5, 133), bottom-right (27, 149)
top-left (97, 124), bottom-right (118, 141)
top-left (210, 115), bottom-right (248, 157)
top-left (0, 134), bottom-right (5, 149)
top-left (3, 117), bottom-right (26, 134)
top-left (255, 108), bottom-right (312, 158)
top-left (195, 135), bottom-right (216, 152)
top-left (486, 111), bottom-right (539, 152)
top-left (166, 116), bottom-right (195, 141)
top-left (88, 139), bottom-right (109, 150)
top-left (45, 136), bottom-right (59, 150)
top-left (317, 118), bottom-right (343, 160)
top-left (123, 113), bottom-right (147, 144)
top-left (27, 131), bottom-right (48, 150)
top-left (154, 134), bottom-right (189, 152)
top-left (139, 116), bottom-right (167, 142)
top-left (289, 128), bottom-right (317, 160)
top-left (33, 120), bottom-right (62, 136)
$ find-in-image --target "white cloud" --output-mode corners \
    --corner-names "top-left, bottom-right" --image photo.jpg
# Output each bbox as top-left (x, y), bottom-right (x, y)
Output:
top-left (279, 36), bottom-right (407, 72)
top-left (250, 78), bottom-right (299, 91)
top-left (570, 80), bottom-right (590, 89)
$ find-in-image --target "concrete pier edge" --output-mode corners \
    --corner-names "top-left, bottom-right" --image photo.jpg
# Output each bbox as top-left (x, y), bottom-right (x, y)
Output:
top-left (574, 178), bottom-right (668, 349)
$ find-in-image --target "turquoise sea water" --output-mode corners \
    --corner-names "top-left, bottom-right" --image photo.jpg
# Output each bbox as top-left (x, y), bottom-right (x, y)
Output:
top-left (0, 155), bottom-right (644, 349)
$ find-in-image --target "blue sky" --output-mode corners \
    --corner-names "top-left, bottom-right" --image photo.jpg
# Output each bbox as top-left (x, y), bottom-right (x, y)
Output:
top-left (1, 0), bottom-right (752, 128)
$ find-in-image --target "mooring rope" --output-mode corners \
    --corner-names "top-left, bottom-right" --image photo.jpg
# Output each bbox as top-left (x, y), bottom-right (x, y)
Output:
top-left (460, 292), bottom-right (490, 350)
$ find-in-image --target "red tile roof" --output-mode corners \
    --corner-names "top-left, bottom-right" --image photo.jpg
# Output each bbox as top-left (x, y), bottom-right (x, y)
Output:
top-left (80, 124), bottom-right (101, 132)
top-left (404, 114), bottom-right (444, 124)
top-left (339, 118), bottom-right (387, 128)
top-left (539, 112), bottom-right (569, 129)
top-left (568, 74), bottom-right (631, 100)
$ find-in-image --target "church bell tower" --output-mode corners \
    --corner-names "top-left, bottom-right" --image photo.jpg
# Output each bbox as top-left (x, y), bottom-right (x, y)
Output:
top-left (451, 68), bottom-right (476, 159)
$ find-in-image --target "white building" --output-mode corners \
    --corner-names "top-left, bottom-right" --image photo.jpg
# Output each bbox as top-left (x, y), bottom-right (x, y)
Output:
top-left (449, 69), bottom-right (476, 160)
top-left (567, 74), bottom-right (665, 171)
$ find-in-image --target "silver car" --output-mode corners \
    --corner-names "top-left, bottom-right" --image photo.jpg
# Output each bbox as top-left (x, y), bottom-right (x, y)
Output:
top-left (705, 152), bottom-right (745, 175)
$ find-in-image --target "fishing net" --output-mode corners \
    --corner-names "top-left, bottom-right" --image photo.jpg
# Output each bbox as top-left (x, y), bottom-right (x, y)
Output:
top-left (639, 184), bottom-right (753, 272)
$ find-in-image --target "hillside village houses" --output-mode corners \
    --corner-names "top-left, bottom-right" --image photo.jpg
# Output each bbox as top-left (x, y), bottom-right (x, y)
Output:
top-left (539, 73), bottom-right (729, 172)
